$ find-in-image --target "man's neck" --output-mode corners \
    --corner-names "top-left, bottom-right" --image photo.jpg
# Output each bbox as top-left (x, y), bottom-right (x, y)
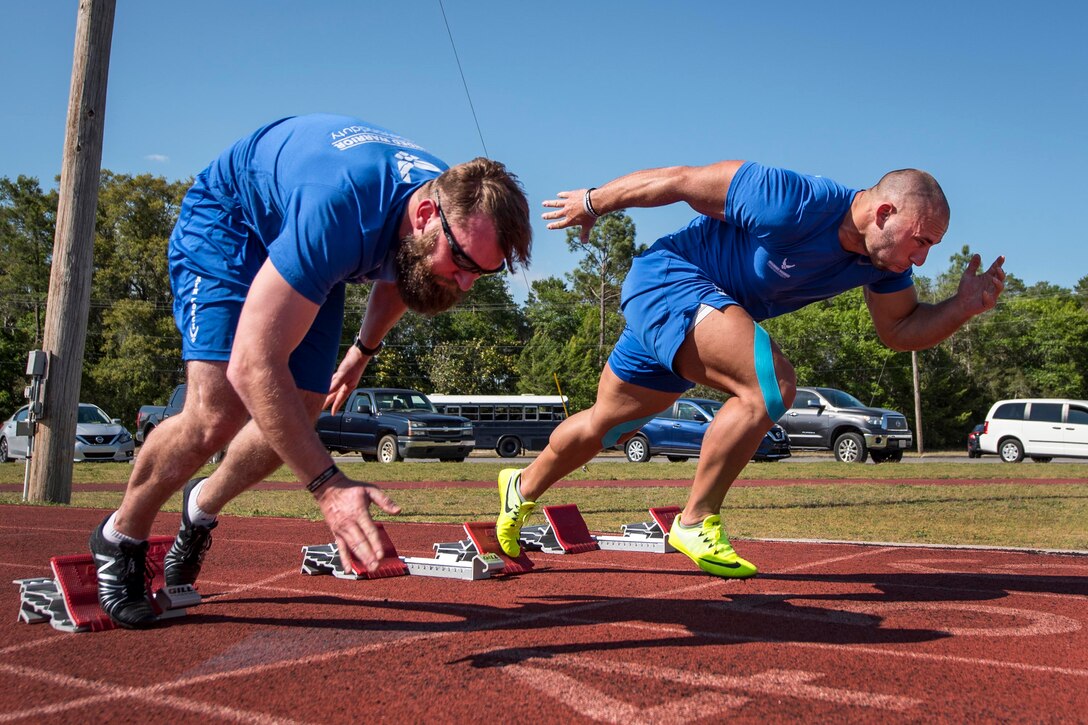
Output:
top-left (399, 186), bottom-right (426, 240)
top-left (838, 189), bottom-right (869, 255)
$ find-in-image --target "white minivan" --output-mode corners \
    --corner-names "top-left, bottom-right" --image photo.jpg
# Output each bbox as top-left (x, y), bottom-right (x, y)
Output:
top-left (977, 398), bottom-right (1088, 463)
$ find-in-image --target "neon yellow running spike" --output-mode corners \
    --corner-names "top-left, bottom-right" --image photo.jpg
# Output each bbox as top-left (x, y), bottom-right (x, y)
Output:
top-left (496, 468), bottom-right (536, 557)
top-left (668, 514), bottom-right (757, 578)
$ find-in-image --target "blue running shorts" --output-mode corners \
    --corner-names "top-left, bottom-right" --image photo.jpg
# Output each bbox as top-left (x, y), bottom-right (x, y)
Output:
top-left (608, 249), bottom-right (738, 393)
top-left (169, 180), bottom-right (345, 395)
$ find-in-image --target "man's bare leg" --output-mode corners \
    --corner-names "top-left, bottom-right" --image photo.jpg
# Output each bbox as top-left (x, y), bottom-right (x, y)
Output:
top-left (194, 389), bottom-right (329, 514)
top-left (112, 361), bottom-right (248, 539)
top-left (672, 305), bottom-right (797, 525)
top-left (517, 366), bottom-right (680, 501)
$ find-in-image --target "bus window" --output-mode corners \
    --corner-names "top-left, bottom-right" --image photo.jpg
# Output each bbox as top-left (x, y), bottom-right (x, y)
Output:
top-left (479, 406), bottom-right (494, 421)
top-left (523, 406), bottom-right (538, 421)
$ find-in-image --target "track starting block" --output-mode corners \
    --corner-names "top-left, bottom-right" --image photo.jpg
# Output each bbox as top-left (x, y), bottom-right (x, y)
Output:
top-left (595, 506), bottom-right (681, 553)
top-left (13, 536), bottom-right (200, 633)
top-left (520, 504), bottom-right (681, 555)
top-left (302, 522), bottom-right (532, 581)
top-left (301, 523), bottom-right (409, 579)
top-left (520, 503), bottom-right (600, 554)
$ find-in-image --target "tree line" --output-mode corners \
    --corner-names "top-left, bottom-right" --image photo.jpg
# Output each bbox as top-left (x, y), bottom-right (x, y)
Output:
top-left (2, 172), bottom-right (1086, 448)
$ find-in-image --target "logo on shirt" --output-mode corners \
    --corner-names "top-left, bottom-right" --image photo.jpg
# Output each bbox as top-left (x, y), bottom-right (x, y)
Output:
top-left (394, 152), bottom-right (442, 182)
top-left (329, 126), bottom-right (426, 153)
top-left (767, 257), bottom-right (796, 279)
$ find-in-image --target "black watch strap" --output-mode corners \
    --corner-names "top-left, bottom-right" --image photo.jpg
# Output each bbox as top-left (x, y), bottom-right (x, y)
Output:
top-left (353, 336), bottom-right (384, 356)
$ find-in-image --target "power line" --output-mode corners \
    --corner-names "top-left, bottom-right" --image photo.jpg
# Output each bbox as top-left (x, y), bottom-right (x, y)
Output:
top-left (438, 0), bottom-right (488, 158)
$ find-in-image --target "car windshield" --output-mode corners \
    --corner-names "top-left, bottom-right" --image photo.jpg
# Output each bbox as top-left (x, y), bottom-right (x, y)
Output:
top-left (698, 400), bottom-right (724, 416)
top-left (819, 389), bottom-right (865, 408)
top-left (77, 405), bottom-right (112, 424)
top-left (374, 392), bottom-right (435, 413)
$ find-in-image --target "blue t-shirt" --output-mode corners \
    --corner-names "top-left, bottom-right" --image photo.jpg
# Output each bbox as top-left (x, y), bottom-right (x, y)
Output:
top-left (177, 114), bottom-right (447, 305)
top-left (652, 162), bottom-right (914, 321)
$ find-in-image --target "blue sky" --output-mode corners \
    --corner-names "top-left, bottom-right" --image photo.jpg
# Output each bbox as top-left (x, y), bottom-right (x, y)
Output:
top-left (3, 1), bottom-right (1085, 301)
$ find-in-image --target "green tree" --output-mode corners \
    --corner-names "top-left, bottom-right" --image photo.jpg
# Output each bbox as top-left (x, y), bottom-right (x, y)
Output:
top-left (84, 172), bottom-right (189, 421)
top-left (0, 176), bottom-right (56, 413)
top-left (566, 212), bottom-right (642, 367)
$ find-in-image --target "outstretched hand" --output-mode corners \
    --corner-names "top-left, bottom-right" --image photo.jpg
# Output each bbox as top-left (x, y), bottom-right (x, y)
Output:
top-left (324, 348), bottom-right (367, 414)
top-left (957, 254), bottom-right (1006, 317)
top-left (313, 475), bottom-right (401, 574)
top-left (542, 189), bottom-right (597, 244)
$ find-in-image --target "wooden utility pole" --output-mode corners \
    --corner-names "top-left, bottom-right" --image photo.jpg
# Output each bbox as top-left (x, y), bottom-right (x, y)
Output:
top-left (28, 0), bottom-right (117, 503)
top-left (912, 350), bottom-right (924, 456)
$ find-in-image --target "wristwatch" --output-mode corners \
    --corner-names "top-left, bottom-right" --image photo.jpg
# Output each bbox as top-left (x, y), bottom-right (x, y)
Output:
top-left (353, 336), bottom-right (384, 356)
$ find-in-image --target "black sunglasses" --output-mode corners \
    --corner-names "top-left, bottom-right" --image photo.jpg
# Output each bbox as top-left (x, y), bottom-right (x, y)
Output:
top-left (435, 190), bottom-right (506, 275)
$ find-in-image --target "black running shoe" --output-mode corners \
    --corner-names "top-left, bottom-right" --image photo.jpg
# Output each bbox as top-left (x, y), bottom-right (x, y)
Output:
top-left (89, 516), bottom-right (158, 629)
top-left (164, 477), bottom-right (218, 587)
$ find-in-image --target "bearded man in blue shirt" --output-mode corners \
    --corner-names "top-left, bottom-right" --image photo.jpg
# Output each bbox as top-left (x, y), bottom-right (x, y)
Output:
top-left (90, 114), bottom-right (531, 628)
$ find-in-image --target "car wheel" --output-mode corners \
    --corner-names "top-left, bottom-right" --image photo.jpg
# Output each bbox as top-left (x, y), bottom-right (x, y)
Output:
top-left (666, 455), bottom-right (689, 463)
top-left (833, 432), bottom-right (868, 463)
top-left (999, 438), bottom-right (1024, 463)
top-left (496, 436), bottom-right (522, 458)
top-left (376, 434), bottom-right (400, 463)
top-left (1029, 456), bottom-right (1053, 464)
top-left (362, 453), bottom-right (378, 462)
top-left (625, 435), bottom-right (652, 463)
top-left (0, 436), bottom-right (9, 463)
top-left (439, 457), bottom-right (467, 463)
top-left (968, 450), bottom-right (980, 459)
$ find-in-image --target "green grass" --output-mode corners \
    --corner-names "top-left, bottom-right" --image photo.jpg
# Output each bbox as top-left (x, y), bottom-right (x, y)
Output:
top-left (3, 459), bottom-right (1087, 551)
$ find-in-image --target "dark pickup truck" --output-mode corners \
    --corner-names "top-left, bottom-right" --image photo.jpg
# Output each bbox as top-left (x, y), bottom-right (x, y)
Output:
top-left (135, 384), bottom-right (226, 463)
top-left (316, 388), bottom-right (474, 463)
top-left (777, 386), bottom-right (913, 463)
top-left (135, 384), bottom-right (187, 445)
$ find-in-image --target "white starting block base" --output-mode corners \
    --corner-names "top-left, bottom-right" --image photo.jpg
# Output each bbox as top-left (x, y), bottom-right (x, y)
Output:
top-left (594, 534), bottom-right (677, 554)
top-left (153, 584), bottom-right (201, 616)
top-left (14, 577), bottom-right (199, 632)
top-left (402, 552), bottom-right (504, 580)
top-left (300, 541), bottom-right (506, 581)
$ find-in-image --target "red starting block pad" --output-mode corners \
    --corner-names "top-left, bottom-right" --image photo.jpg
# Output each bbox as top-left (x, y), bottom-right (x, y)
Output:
top-left (463, 521), bottom-right (534, 575)
top-left (14, 535), bottom-right (200, 633)
top-left (595, 506), bottom-right (681, 554)
top-left (300, 523), bottom-right (409, 580)
top-left (519, 504), bottom-right (600, 555)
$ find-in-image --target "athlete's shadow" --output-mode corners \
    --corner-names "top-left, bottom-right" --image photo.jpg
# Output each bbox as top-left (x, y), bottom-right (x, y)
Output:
top-left (761, 569), bottom-right (1088, 599)
top-left (188, 584), bottom-right (954, 657)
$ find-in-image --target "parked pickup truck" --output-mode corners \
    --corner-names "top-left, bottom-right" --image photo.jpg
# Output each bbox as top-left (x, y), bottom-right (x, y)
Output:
top-left (135, 384), bottom-right (226, 463)
top-left (777, 386), bottom-right (913, 463)
top-left (135, 384), bottom-right (187, 445)
top-left (316, 388), bottom-right (474, 463)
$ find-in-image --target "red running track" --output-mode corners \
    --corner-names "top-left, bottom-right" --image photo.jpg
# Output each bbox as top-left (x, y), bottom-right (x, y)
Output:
top-left (2, 504), bottom-right (1087, 723)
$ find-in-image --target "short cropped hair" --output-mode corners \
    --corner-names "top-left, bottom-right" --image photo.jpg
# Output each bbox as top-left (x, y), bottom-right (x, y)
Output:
top-left (428, 157), bottom-right (532, 271)
top-left (872, 168), bottom-right (950, 222)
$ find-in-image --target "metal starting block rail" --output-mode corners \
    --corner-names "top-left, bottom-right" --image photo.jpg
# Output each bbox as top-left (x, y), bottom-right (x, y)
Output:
top-left (521, 504), bottom-right (681, 555)
top-left (302, 522), bottom-right (532, 581)
top-left (301, 523), bottom-right (409, 580)
top-left (595, 506), bottom-right (681, 554)
top-left (13, 536), bottom-right (200, 633)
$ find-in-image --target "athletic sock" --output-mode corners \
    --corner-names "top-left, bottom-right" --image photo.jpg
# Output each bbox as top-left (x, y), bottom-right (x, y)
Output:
top-left (103, 512), bottom-right (146, 546)
top-left (676, 517), bottom-right (701, 530)
top-left (187, 479), bottom-right (217, 527)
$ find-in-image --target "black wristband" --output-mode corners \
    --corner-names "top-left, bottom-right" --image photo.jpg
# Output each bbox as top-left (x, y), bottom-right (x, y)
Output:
top-left (583, 187), bottom-right (601, 218)
top-left (353, 336), bottom-right (384, 356)
top-left (306, 464), bottom-right (340, 493)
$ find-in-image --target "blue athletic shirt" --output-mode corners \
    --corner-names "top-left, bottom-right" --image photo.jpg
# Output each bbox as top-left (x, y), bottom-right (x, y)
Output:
top-left (178, 114), bottom-right (448, 305)
top-left (651, 161), bottom-right (914, 321)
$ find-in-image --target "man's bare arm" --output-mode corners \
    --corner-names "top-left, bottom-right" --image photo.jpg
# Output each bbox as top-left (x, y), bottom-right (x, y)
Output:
top-left (542, 161), bottom-right (746, 243)
top-left (866, 254), bottom-right (1006, 351)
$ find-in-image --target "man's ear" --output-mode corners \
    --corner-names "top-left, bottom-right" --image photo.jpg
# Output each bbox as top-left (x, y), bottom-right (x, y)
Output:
top-left (876, 202), bottom-right (896, 228)
top-left (414, 196), bottom-right (437, 233)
